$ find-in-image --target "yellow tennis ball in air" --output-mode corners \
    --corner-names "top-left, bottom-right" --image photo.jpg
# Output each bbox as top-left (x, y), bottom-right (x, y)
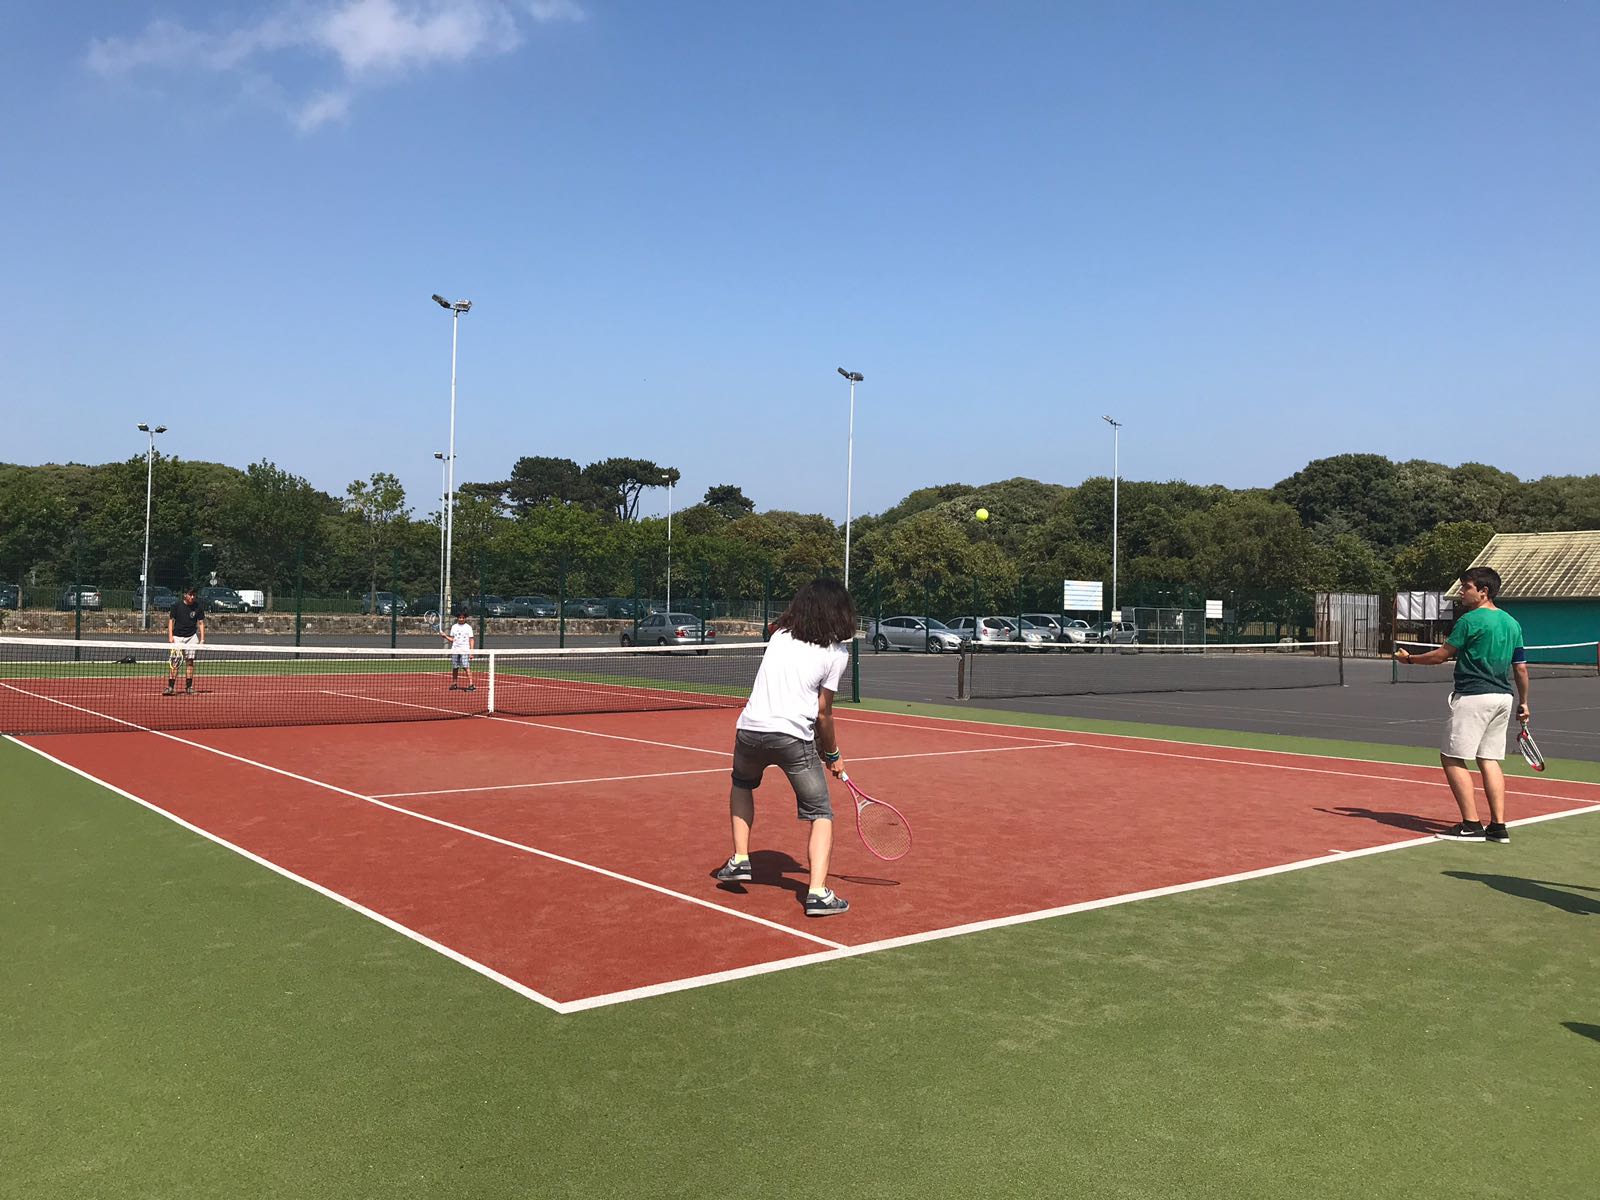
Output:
top-left (975, 508), bottom-right (989, 522)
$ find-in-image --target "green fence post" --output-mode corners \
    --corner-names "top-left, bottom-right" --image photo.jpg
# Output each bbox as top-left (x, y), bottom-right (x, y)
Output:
top-left (476, 557), bottom-right (486, 649)
top-left (72, 546), bottom-right (83, 655)
top-left (700, 564), bottom-right (709, 645)
top-left (631, 559), bottom-right (642, 644)
top-left (294, 544), bottom-right (304, 646)
top-left (557, 556), bottom-right (567, 648)
top-left (849, 636), bottom-right (861, 703)
top-left (389, 548), bottom-right (400, 649)
top-left (923, 577), bottom-right (934, 653)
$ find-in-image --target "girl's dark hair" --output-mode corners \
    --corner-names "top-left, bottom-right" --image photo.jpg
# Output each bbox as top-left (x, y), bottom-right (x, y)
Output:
top-left (775, 578), bottom-right (857, 647)
top-left (1459, 566), bottom-right (1502, 600)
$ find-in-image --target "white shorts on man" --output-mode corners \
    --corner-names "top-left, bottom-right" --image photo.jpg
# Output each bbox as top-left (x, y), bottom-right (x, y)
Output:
top-left (170, 634), bottom-right (201, 661)
top-left (1443, 691), bottom-right (1513, 760)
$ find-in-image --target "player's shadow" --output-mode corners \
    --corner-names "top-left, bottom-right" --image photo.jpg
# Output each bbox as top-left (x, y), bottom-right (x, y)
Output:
top-left (712, 850), bottom-right (808, 900)
top-left (1442, 871), bottom-right (1600, 916)
top-left (1315, 806), bottom-right (1453, 834)
top-left (1564, 1022), bottom-right (1600, 1044)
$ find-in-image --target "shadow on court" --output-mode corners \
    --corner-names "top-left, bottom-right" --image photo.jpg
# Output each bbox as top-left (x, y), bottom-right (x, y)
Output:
top-left (1317, 806), bottom-right (1454, 834)
top-left (1564, 1022), bottom-right (1600, 1044)
top-left (1442, 871), bottom-right (1600, 916)
top-left (712, 849), bottom-right (808, 900)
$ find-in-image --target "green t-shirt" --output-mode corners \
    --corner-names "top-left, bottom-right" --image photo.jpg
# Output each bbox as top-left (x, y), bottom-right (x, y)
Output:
top-left (1445, 606), bottom-right (1524, 696)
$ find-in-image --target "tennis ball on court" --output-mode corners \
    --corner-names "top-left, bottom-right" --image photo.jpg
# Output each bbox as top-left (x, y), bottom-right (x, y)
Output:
top-left (975, 508), bottom-right (989, 522)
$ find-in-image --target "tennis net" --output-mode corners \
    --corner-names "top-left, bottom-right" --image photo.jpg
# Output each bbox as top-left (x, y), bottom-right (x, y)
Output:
top-left (0, 637), bottom-right (771, 736)
top-left (1392, 640), bottom-right (1599, 684)
top-left (957, 639), bottom-right (1344, 700)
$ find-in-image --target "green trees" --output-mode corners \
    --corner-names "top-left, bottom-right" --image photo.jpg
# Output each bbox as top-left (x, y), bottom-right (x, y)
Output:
top-left (343, 472), bottom-right (410, 605)
top-left (221, 462), bottom-right (332, 607)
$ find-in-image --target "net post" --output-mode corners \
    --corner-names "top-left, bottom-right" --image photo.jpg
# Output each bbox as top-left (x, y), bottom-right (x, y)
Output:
top-left (294, 544), bottom-right (304, 647)
top-left (1337, 637), bottom-right (1345, 686)
top-left (487, 649), bottom-right (496, 714)
top-left (956, 645), bottom-right (969, 700)
top-left (850, 635), bottom-right (860, 703)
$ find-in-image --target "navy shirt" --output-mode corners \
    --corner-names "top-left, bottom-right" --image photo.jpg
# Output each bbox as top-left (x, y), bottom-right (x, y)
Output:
top-left (169, 600), bottom-right (206, 638)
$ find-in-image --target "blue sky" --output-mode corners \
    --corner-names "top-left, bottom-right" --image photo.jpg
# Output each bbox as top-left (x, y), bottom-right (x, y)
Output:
top-left (3, 1), bottom-right (1597, 522)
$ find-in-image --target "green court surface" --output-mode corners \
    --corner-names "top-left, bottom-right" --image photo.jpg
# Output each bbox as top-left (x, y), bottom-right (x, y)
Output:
top-left (4, 711), bottom-right (1597, 1200)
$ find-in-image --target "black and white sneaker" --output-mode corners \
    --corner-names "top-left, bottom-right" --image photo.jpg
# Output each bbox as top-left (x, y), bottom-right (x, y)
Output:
top-left (1435, 821), bottom-right (1487, 841)
top-left (804, 888), bottom-right (849, 917)
top-left (162, 683), bottom-right (175, 696)
top-left (713, 856), bottom-right (752, 882)
top-left (1483, 823), bottom-right (1510, 843)
top-left (464, 684), bottom-right (476, 692)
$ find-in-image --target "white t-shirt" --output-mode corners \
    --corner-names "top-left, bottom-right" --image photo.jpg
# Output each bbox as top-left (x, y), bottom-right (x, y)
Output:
top-left (736, 628), bottom-right (850, 741)
top-left (449, 622), bottom-right (474, 654)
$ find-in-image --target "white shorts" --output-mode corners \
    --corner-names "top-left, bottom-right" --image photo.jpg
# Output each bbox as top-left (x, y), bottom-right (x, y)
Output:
top-left (1443, 692), bottom-right (1513, 761)
top-left (170, 635), bottom-right (200, 662)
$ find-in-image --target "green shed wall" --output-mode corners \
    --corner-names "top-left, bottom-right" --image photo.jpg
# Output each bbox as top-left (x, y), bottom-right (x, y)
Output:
top-left (1498, 600), bottom-right (1600, 661)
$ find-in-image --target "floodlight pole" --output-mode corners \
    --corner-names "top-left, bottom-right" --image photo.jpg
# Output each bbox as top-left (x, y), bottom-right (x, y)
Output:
top-left (838, 368), bottom-right (864, 588)
top-left (433, 451), bottom-right (448, 613)
top-left (432, 294), bottom-right (472, 618)
top-left (136, 422), bottom-right (167, 631)
top-left (1102, 415), bottom-right (1122, 621)
top-left (664, 472), bottom-right (674, 612)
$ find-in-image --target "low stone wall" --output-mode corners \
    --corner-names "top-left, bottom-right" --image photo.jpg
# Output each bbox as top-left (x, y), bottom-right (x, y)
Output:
top-left (0, 609), bottom-right (762, 639)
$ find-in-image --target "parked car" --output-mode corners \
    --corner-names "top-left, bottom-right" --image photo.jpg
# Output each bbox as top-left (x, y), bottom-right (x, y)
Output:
top-left (199, 586), bottom-right (247, 613)
top-left (58, 585), bottom-right (104, 611)
top-left (562, 596), bottom-right (609, 618)
top-left (620, 612), bottom-right (716, 650)
top-left (472, 595), bottom-right (516, 618)
top-left (508, 595), bottom-right (557, 618)
top-left (1017, 619), bottom-right (1058, 648)
top-left (868, 616), bottom-right (966, 653)
top-left (359, 591), bottom-right (408, 616)
top-left (0, 583), bottom-right (20, 609)
top-left (131, 585), bottom-right (181, 612)
top-left (605, 597), bottom-right (640, 619)
top-left (946, 616), bottom-right (1027, 648)
top-left (1020, 613), bottom-right (1093, 646)
top-left (413, 594), bottom-right (442, 617)
top-left (1093, 620), bottom-right (1140, 646)
top-left (234, 589), bottom-right (266, 612)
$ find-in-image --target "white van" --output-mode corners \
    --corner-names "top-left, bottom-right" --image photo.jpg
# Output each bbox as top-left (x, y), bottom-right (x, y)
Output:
top-left (234, 589), bottom-right (266, 612)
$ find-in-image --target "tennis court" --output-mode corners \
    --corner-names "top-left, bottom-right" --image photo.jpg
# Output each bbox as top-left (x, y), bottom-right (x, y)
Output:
top-left (7, 636), bottom-right (1598, 1013)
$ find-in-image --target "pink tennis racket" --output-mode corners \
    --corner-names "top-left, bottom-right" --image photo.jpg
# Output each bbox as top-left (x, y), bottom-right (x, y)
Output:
top-left (1517, 720), bottom-right (1546, 772)
top-left (838, 773), bottom-right (912, 861)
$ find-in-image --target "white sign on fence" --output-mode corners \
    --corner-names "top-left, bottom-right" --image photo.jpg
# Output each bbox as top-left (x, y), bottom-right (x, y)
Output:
top-left (1395, 591), bottom-right (1449, 621)
top-left (1062, 579), bottom-right (1104, 611)
top-left (1205, 599), bottom-right (1223, 620)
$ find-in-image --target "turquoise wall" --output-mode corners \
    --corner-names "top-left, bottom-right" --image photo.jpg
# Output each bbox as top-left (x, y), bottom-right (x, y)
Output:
top-left (1499, 600), bottom-right (1600, 661)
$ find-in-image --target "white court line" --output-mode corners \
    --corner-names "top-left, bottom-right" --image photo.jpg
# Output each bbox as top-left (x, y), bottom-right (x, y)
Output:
top-left (372, 741), bottom-right (1080, 800)
top-left (561, 799), bottom-right (1600, 1013)
top-left (839, 710), bottom-right (1600, 802)
top-left (1, 683), bottom-right (843, 957)
top-left (4, 733), bottom-right (569, 1014)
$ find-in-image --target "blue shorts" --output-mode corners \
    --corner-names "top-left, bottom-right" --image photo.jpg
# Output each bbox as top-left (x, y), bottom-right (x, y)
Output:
top-left (730, 730), bottom-right (833, 821)
top-left (451, 654), bottom-right (472, 669)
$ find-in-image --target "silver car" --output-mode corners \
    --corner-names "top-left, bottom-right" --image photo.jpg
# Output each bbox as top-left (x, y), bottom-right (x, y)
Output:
top-left (1022, 613), bottom-right (1094, 647)
top-left (946, 616), bottom-right (1039, 649)
top-left (868, 616), bottom-right (966, 653)
top-left (620, 611), bottom-right (716, 650)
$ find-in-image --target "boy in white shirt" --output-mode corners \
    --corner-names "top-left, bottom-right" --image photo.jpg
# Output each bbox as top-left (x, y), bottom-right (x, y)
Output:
top-left (713, 579), bottom-right (856, 917)
top-left (441, 613), bottom-right (477, 691)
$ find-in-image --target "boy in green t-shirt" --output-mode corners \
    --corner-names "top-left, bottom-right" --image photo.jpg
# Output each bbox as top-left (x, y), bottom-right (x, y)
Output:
top-left (1394, 567), bottom-right (1530, 842)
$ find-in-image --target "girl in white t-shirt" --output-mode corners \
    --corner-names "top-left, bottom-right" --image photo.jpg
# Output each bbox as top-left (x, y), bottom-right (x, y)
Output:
top-left (441, 616), bottom-right (476, 691)
top-left (713, 579), bottom-right (856, 917)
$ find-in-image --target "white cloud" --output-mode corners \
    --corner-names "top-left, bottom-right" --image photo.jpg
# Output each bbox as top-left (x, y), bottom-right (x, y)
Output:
top-left (86, 0), bottom-right (585, 127)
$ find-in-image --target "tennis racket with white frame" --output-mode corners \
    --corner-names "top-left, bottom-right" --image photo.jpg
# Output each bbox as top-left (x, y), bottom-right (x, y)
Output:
top-left (838, 772), bottom-right (912, 861)
top-left (1516, 720), bottom-right (1546, 772)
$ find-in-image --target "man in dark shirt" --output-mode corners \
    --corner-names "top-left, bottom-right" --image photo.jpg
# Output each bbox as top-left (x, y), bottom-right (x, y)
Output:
top-left (165, 586), bottom-right (206, 696)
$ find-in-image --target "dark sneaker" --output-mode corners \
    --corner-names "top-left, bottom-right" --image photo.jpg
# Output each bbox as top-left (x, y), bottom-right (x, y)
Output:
top-left (713, 856), bottom-right (752, 882)
top-left (162, 683), bottom-right (175, 696)
top-left (448, 683), bottom-right (459, 690)
top-left (804, 888), bottom-right (850, 917)
top-left (464, 684), bottom-right (476, 692)
top-left (1435, 821), bottom-right (1487, 841)
top-left (1484, 823), bottom-right (1510, 843)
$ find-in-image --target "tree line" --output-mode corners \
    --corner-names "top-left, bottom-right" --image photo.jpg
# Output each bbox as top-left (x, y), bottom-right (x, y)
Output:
top-left (1, 452), bottom-right (1595, 616)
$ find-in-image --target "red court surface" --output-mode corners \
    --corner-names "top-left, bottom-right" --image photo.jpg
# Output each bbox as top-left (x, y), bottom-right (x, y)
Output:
top-left (16, 707), bottom-right (1600, 1012)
